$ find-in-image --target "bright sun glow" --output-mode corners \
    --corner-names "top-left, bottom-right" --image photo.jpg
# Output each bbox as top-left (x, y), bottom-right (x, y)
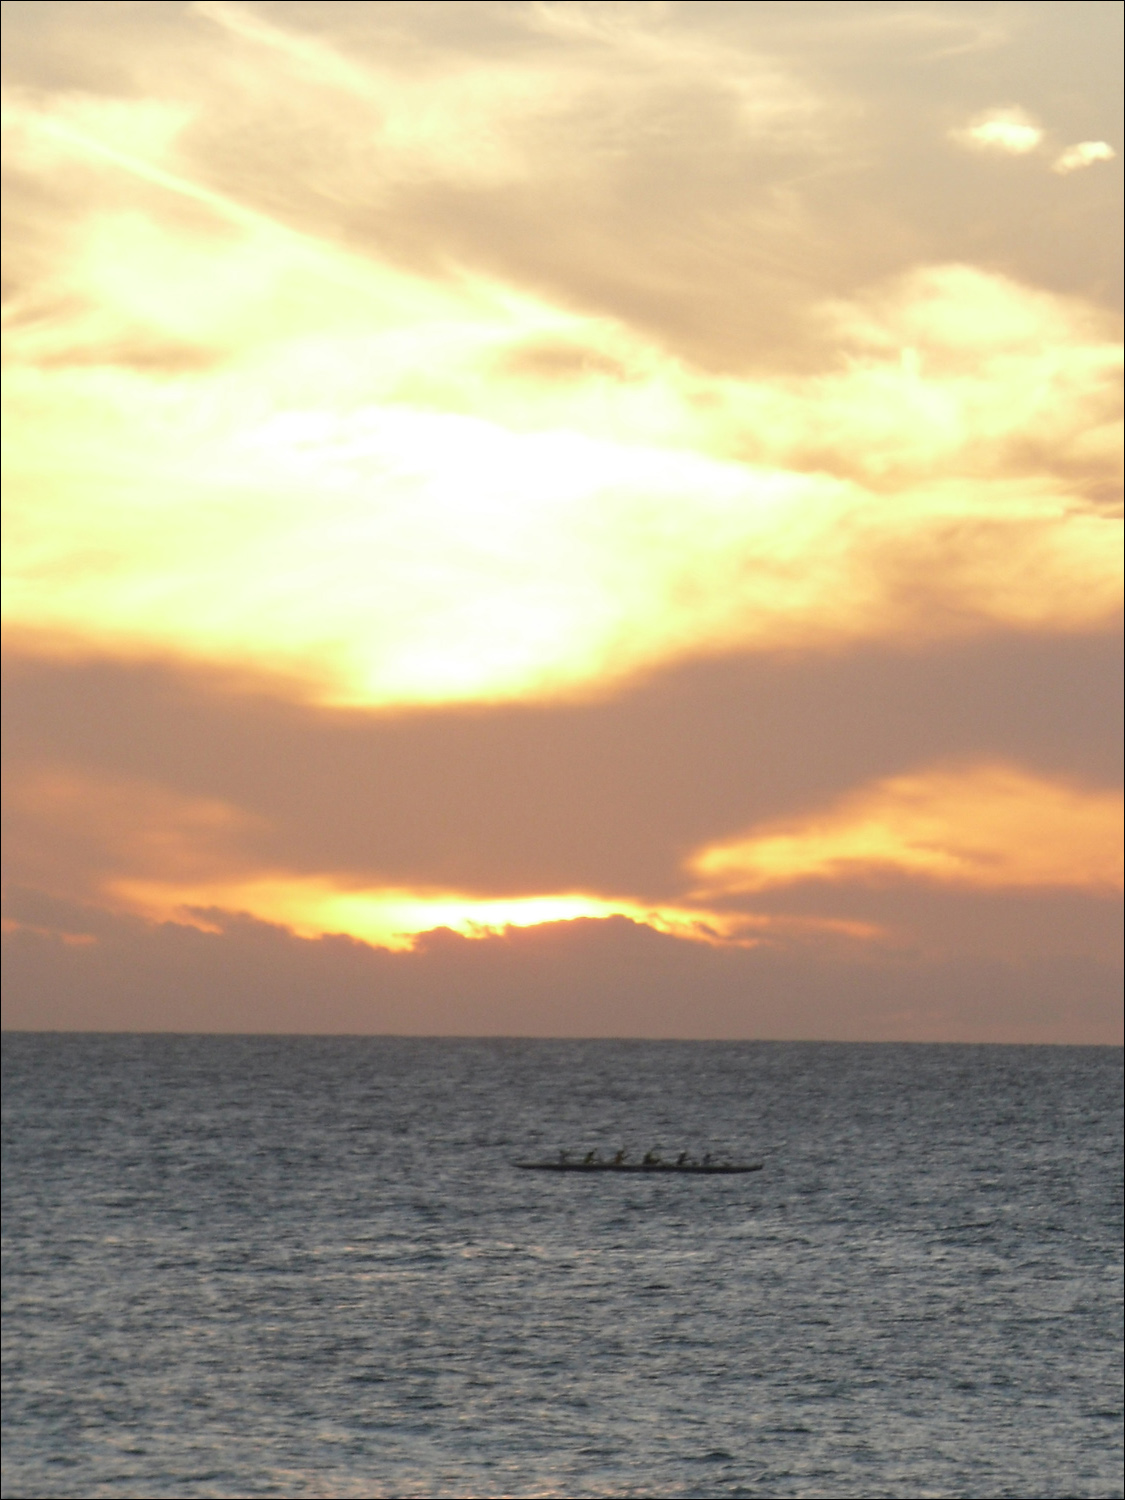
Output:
top-left (3, 96), bottom-right (1120, 707)
top-left (101, 876), bottom-right (872, 952)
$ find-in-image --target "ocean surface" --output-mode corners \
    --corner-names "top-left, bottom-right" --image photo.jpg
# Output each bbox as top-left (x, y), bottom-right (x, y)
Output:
top-left (2, 1036), bottom-right (1122, 1500)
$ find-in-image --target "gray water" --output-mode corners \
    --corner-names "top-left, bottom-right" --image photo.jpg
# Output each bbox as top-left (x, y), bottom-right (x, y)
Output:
top-left (2, 1036), bottom-right (1122, 1500)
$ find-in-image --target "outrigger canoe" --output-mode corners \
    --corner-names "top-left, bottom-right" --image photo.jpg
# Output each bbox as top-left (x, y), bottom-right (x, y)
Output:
top-left (514, 1159), bottom-right (762, 1175)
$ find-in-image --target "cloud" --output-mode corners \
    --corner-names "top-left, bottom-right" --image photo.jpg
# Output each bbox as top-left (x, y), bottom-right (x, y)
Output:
top-left (5, 251), bottom-right (1120, 706)
top-left (949, 107), bottom-right (1044, 156)
top-left (5, 634), bottom-right (1120, 965)
top-left (0, 759), bottom-right (876, 952)
top-left (100, 875), bottom-right (869, 955)
top-left (1053, 141), bottom-right (1117, 175)
top-left (5, 0), bottom-right (1120, 349)
top-left (948, 111), bottom-right (1119, 181)
top-left (2, 1), bottom-right (1121, 1042)
top-left (192, 0), bottom-right (828, 182)
top-left (1, 764), bottom-right (261, 899)
top-left (692, 763), bottom-right (1123, 896)
top-left (3, 893), bottom-right (1119, 1044)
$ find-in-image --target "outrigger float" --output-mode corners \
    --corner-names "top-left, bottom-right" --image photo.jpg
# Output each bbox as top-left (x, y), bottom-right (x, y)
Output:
top-left (514, 1150), bottom-right (762, 1175)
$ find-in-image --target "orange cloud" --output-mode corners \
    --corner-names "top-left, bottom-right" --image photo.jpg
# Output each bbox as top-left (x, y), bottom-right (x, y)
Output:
top-left (692, 764), bottom-right (1124, 895)
top-left (1, 766), bottom-right (262, 913)
top-left (3, 765), bottom-right (877, 953)
top-left (104, 874), bottom-right (879, 954)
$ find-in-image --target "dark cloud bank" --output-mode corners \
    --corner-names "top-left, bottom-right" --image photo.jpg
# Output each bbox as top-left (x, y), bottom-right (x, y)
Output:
top-left (4, 630), bottom-right (1121, 1042)
top-left (5, 627), bottom-right (1120, 901)
top-left (2, 890), bottom-right (1119, 1044)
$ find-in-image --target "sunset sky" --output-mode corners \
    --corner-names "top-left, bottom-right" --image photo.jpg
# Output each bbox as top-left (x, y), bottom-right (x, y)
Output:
top-left (3, 0), bottom-right (1121, 1041)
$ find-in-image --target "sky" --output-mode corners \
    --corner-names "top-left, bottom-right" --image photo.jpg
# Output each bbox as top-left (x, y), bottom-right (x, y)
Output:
top-left (2, 0), bottom-right (1121, 1041)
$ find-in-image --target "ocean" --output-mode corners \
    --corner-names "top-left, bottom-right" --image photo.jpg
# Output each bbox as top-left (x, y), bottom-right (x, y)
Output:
top-left (2, 1035), bottom-right (1122, 1499)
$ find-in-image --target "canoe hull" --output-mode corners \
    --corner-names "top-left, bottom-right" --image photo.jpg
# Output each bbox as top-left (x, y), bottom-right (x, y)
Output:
top-left (513, 1161), bottom-right (762, 1174)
